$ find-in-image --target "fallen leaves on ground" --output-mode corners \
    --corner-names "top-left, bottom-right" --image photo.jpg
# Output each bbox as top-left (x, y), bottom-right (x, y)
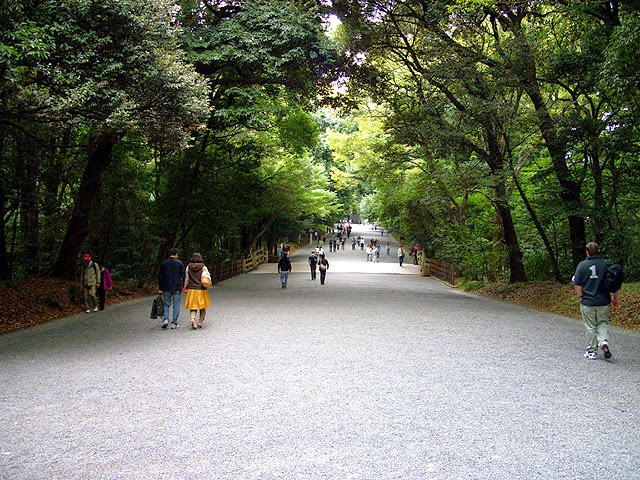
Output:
top-left (0, 278), bottom-right (146, 335)
top-left (472, 281), bottom-right (640, 331)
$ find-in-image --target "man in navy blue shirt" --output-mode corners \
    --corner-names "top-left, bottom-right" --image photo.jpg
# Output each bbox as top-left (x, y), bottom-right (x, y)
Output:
top-left (158, 247), bottom-right (185, 329)
top-left (573, 242), bottom-right (620, 360)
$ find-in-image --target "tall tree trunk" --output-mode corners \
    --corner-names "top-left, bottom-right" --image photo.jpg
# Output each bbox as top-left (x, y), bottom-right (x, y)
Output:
top-left (510, 23), bottom-right (586, 266)
top-left (494, 193), bottom-right (527, 283)
top-left (485, 126), bottom-right (527, 283)
top-left (17, 134), bottom-right (40, 276)
top-left (589, 145), bottom-right (608, 243)
top-left (0, 129), bottom-right (10, 279)
top-left (509, 157), bottom-right (564, 282)
top-left (51, 131), bottom-right (122, 279)
top-left (42, 130), bottom-right (71, 263)
top-left (152, 144), bottom-right (199, 282)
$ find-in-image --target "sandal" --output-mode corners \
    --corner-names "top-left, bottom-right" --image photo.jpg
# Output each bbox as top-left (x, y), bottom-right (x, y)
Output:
top-left (197, 321), bottom-right (203, 329)
top-left (190, 320), bottom-right (197, 330)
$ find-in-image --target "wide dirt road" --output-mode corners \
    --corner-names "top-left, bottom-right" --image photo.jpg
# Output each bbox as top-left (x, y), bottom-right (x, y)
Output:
top-left (1, 223), bottom-right (639, 479)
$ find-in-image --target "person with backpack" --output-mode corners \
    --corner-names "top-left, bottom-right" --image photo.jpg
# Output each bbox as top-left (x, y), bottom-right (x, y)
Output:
top-left (81, 253), bottom-right (101, 313)
top-left (318, 256), bottom-right (329, 285)
top-left (573, 242), bottom-right (621, 360)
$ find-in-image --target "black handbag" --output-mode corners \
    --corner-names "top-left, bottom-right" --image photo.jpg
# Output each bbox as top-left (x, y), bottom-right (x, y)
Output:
top-left (150, 295), bottom-right (164, 319)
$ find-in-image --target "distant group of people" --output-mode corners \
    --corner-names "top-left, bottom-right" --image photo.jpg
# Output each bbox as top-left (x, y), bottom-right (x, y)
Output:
top-left (365, 239), bottom-right (381, 262)
top-left (308, 248), bottom-right (330, 285)
top-left (277, 242), bottom-right (331, 287)
top-left (336, 220), bottom-right (352, 239)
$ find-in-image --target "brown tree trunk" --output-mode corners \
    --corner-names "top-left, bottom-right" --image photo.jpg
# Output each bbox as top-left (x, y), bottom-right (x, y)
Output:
top-left (511, 163), bottom-right (564, 282)
top-left (510, 22), bottom-right (586, 266)
top-left (495, 202), bottom-right (527, 283)
top-left (0, 129), bottom-right (9, 280)
top-left (51, 131), bottom-right (122, 280)
top-left (484, 124), bottom-right (527, 283)
top-left (17, 134), bottom-right (40, 276)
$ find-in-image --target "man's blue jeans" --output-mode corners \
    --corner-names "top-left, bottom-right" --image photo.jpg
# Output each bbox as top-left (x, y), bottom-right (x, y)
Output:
top-left (163, 291), bottom-right (181, 325)
top-left (280, 271), bottom-right (289, 287)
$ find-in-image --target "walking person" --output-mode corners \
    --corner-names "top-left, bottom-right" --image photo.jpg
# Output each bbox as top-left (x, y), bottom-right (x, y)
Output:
top-left (573, 242), bottom-right (620, 359)
top-left (319, 256), bottom-right (330, 285)
top-left (81, 253), bottom-right (100, 313)
top-left (386, 242), bottom-right (391, 255)
top-left (366, 244), bottom-right (373, 262)
top-left (398, 245), bottom-right (405, 267)
top-left (278, 252), bottom-right (292, 288)
top-left (183, 252), bottom-right (211, 329)
top-left (308, 249), bottom-right (318, 280)
top-left (96, 262), bottom-right (113, 311)
top-left (158, 247), bottom-right (185, 329)
top-left (412, 243), bottom-right (421, 265)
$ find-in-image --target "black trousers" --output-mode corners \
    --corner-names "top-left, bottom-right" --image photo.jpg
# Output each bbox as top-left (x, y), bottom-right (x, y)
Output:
top-left (97, 286), bottom-right (106, 310)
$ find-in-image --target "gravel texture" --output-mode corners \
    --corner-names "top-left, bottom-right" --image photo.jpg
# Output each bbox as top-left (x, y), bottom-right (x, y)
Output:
top-left (1, 224), bottom-right (639, 480)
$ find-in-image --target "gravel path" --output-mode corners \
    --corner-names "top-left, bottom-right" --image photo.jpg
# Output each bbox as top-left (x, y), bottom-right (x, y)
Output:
top-left (1, 224), bottom-right (639, 479)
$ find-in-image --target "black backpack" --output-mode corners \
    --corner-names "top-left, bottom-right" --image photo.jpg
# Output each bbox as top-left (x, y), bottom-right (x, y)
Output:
top-left (602, 263), bottom-right (623, 293)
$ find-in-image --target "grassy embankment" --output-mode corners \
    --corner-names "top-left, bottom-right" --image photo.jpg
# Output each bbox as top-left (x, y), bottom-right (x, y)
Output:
top-left (465, 280), bottom-right (639, 331)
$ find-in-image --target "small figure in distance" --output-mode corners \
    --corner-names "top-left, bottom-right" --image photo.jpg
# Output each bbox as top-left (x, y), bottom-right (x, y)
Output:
top-left (397, 245), bottom-right (405, 267)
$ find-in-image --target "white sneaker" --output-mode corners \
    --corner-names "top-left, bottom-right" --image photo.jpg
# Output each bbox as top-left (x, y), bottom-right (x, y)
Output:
top-left (601, 342), bottom-right (612, 359)
top-left (93, 307), bottom-right (99, 312)
top-left (85, 309), bottom-right (91, 313)
top-left (584, 350), bottom-right (597, 360)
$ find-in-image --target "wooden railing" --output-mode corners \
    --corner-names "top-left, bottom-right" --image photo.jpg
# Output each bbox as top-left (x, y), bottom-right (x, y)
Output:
top-left (422, 257), bottom-right (460, 285)
top-left (208, 246), bottom-right (269, 284)
top-left (242, 246), bottom-right (269, 272)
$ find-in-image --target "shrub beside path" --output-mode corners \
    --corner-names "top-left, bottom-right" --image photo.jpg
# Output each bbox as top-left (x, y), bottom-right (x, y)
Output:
top-left (1, 223), bottom-right (639, 479)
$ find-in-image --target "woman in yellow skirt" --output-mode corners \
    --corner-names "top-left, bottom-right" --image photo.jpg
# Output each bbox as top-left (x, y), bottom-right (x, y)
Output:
top-left (183, 252), bottom-right (211, 329)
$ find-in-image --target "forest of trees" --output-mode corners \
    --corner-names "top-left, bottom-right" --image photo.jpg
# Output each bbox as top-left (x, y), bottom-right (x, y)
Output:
top-left (1, 0), bottom-right (639, 284)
